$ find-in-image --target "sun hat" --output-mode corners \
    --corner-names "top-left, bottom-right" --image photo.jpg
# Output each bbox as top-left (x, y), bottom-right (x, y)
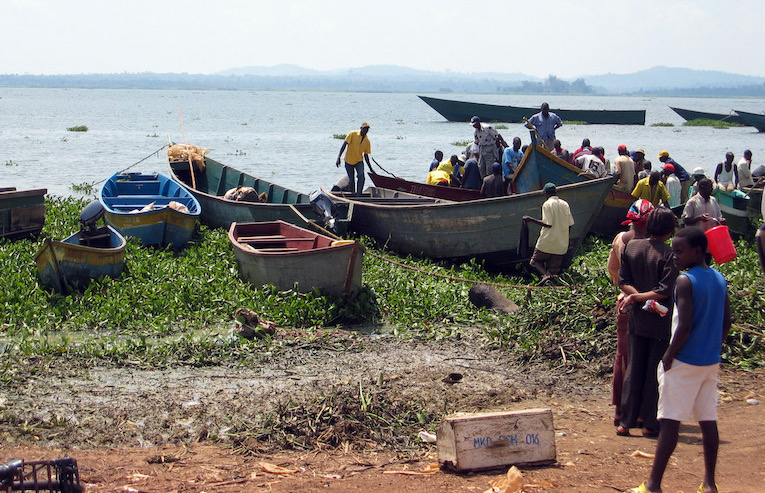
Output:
top-left (634, 148), bottom-right (645, 155)
top-left (458, 154), bottom-right (466, 164)
top-left (621, 199), bottom-right (655, 226)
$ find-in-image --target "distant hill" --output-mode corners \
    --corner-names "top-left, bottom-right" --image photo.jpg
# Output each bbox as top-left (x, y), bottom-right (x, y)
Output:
top-left (583, 66), bottom-right (765, 93)
top-left (1, 65), bottom-right (764, 96)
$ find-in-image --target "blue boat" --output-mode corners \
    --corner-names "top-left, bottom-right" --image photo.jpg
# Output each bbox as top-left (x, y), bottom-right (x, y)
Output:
top-left (35, 201), bottom-right (127, 294)
top-left (99, 172), bottom-right (201, 248)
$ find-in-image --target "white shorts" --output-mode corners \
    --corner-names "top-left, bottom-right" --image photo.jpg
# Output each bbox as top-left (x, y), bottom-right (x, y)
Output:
top-left (657, 359), bottom-right (719, 422)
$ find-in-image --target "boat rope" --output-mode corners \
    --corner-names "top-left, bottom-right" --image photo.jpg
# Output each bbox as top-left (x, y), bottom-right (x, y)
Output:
top-left (370, 157), bottom-right (400, 179)
top-left (87, 144), bottom-right (169, 188)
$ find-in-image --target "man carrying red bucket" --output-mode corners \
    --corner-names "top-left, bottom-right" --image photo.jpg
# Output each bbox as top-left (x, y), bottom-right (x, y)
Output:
top-left (681, 178), bottom-right (736, 264)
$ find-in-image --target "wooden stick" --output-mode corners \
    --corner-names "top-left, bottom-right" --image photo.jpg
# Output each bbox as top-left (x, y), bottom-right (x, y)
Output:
top-left (177, 108), bottom-right (196, 189)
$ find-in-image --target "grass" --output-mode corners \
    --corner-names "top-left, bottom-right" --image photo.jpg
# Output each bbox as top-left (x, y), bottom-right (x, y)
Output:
top-left (494, 124), bottom-right (509, 129)
top-left (333, 134), bottom-right (347, 140)
top-left (451, 140), bottom-right (471, 147)
top-left (66, 125), bottom-right (88, 132)
top-left (683, 119), bottom-right (743, 129)
top-left (562, 120), bottom-right (587, 125)
top-left (651, 122), bottom-right (675, 127)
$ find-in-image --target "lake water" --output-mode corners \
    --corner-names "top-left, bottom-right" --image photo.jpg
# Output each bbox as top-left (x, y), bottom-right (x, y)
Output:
top-left (1, 88), bottom-right (764, 197)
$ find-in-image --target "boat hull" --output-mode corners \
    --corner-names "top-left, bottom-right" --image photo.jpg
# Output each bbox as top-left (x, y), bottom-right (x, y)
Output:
top-left (368, 173), bottom-right (483, 201)
top-left (34, 226), bottom-right (127, 293)
top-left (100, 172), bottom-right (201, 247)
top-left (0, 187), bottom-right (47, 240)
top-left (168, 157), bottom-right (335, 230)
top-left (712, 188), bottom-right (750, 237)
top-left (419, 96), bottom-right (646, 125)
top-left (229, 221), bottom-right (363, 296)
top-left (734, 110), bottom-right (765, 132)
top-left (669, 107), bottom-right (748, 125)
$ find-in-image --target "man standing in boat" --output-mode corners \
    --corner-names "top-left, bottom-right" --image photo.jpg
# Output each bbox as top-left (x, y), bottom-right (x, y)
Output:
top-left (526, 103), bottom-right (562, 150)
top-left (336, 122), bottom-right (371, 197)
top-left (471, 116), bottom-right (507, 179)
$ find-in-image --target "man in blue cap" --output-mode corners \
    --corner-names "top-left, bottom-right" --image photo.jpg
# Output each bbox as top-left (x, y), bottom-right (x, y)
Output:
top-left (523, 183), bottom-right (575, 284)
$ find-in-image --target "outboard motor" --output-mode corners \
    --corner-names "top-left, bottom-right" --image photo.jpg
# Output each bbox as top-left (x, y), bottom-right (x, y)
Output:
top-left (309, 190), bottom-right (338, 231)
top-left (79, 200), bottom-right (110, 247)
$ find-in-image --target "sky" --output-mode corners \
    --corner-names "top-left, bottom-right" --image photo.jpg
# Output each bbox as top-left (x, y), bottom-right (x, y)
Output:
top-left (3, 0), bottom-right (764, 78)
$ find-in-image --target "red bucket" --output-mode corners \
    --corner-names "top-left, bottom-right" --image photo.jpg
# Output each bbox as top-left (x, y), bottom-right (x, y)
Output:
top-left (705, 225), bottom-right (736, 264)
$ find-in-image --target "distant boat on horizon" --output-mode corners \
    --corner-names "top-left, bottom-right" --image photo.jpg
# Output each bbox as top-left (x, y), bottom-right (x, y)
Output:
top-left (669, 107), bottom-right (749, 125)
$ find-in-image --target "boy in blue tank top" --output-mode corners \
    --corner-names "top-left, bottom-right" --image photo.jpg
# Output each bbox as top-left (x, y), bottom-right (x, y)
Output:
top-left (630, 227), bottom-right (731, 493)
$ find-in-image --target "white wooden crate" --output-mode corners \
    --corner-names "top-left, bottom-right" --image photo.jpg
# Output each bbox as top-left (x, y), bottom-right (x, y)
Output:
top-left (437, 408), bottom-right (556, 471)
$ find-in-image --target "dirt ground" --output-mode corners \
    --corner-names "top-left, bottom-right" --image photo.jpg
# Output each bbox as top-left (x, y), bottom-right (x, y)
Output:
top-left (1, 333), bottom-right (763, 493)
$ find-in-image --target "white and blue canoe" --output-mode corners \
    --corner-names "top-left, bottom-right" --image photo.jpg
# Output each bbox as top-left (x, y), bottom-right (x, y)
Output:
top-left (99, 172), bottom-right (201, 248)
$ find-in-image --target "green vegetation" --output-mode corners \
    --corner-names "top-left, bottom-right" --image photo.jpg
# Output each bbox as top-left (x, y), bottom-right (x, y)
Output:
top-left (333, 133), bottom-right (347, 140)
top-left (683, 119), bottom-right (743, 129)
top-left (451, 140), bottom-right (471, 147)
top-left (2, 197), bottom-right (762, 371)
top-left (494, 124), bottom-right (509, 129)
top-left (651, 122), bottom-right (675, 127)
top-left (562, 120), bottom-right (587, 125)
top-left (66, 125), bottom-right (88, 132)
top-left (4, 160), bottom-right (16, 166)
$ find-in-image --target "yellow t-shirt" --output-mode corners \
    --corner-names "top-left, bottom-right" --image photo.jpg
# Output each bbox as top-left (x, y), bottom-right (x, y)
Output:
top-left (426, 169), bottom-right (451, 185)
top-left (631, 177), bottom-right (670, 207)
top-left (535, 196), bottom-right (575, 255)
top-left (344, 131), bottom-right (371, 165)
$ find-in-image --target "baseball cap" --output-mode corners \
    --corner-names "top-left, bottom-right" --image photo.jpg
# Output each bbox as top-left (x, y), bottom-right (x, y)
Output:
top-left (543, 183), bottom-right (556, 194)
top-left (693, 167), bottom-right (705, 175)
top-left (470, 116), bottom-right (481, 124)
top-left (360, 122), bottom-right (370, 128)
top-left (617, 144), bottom-right (628, 152)
top-left (658, 150), bottom-right (669, 158)
top-left (662, 163), bottom-right (675, 173)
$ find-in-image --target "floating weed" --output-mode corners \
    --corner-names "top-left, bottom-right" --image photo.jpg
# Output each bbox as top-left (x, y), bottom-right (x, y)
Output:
top-left (451, 140), bottom-right (471, 147)
top-left (683, 119), bottom-right (742, 129)
top-left (651, 122), bottom-right (675, 127)
top-left (332, 134), bottom-right (347, 140)
top-left (66, 125), bottom-right (88, 132)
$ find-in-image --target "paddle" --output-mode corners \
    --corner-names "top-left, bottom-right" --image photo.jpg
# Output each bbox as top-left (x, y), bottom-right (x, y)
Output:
top-left (370, 157), bottom-right (400, 179)
top-left (522, 117), bottom-right (549, 150)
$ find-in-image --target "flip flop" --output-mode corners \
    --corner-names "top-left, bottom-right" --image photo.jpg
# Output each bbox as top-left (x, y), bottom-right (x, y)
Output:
top-left (627, 481), bottom-right (649, 493)
top-left (697, 483), bottom-right (719, 493)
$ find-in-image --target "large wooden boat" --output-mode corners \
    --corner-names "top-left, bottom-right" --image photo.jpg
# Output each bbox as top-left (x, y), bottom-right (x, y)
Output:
top-left (34, 202), bottom-right (126, 293)
top-left (168, 155), bottom-right (342, 231)
top-left (0, 187), bottom-right (47, 240)
top-left (324, 142), bottom-right (617, 266)
top-left (229, 220), bottom-right (363, 296)
top-left (368, 172), bottom-right (483, 201)
top-left (734, 110), bottom-right (765, 132)
top-left (418, 95), bottom-right (646, 125)
top-left (99, 172), bottom-right (200, 248)
top-left (669, 107), bottom-right (748, 125)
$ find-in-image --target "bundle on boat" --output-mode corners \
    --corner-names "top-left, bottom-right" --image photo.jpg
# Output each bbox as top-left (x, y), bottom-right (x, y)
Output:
top-left (168, 144), bottom-right (210, 171)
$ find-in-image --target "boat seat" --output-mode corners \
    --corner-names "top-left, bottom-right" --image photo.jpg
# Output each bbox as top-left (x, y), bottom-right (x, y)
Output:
top-left (79, 228), bottom-right (111, 248)
top-left (239, 236), bottom-right (315, 244)
top-left (238, 235), bottom-right (286, 242)
top-left (254, 247), bottom-right (300, 252)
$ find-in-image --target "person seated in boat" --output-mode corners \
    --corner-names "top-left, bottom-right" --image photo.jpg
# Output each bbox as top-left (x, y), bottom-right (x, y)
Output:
top-left (429, 150), bottom-right (444, 172)
top-left (523, 183), bottom-right (575, 285)
top-left (737, 150), bottom-right (755, 190)
top-left (447, 154), bottom-right (463, 187)
top-left (682, 178), bottom-right (725, 233)
top-left (551, 140), bottom-right (571, 163)
top-left (502, 137), bottom-right (523, 182)
top-left (661, 164), bottom-right (682, 209)
top-left (526, 103), bottom-right (562, 150)
top-left (714, 152), bottom-right (738, 191)
top-left (688, 167), bottom-right (707, 199)
top-left (426, 165), bottom-right (452, 187)
top-left (613, 144), bottom-right (636, 193)
top-left (571, 138), bottom-right (593, 165)
top-left (632, 171), bottom-right (671, 208)
top-left (461, 151), bottom-right (482, 191)
top-left (752, 161), bottom-right (765, 179)
top-left (633, 148), bottom-right (652, 181)
top-left (576, 151), bottom-right (607, 178)
top-left (658, 151), bottom-right (691, 203)
top-left (336, 122), bottom-right (371, 197)
top-left (480, 162), bottom-right (506, 197)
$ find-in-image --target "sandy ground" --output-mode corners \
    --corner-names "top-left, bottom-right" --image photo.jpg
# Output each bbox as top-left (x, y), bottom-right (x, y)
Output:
top-left (1, 334), bottom-right (763, 492)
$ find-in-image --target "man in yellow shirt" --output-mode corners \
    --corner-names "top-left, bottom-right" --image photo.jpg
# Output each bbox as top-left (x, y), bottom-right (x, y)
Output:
top-left (632, 170), bottom-right (671, 208)
top-left (523, 183), bottom-right (575, 284)
top-left (336, 122), bottom-right (371, 196)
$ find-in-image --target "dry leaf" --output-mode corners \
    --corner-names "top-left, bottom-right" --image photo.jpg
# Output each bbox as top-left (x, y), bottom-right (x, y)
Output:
top-left (259, 462), bottom-right (300, 475)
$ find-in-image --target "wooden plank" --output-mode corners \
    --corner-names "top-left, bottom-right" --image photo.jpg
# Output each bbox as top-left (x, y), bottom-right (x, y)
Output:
top-left (253, 247), bottom-right (300, 252)
top-left (238, 235), bottom-right (287, 242)
top-left (437, 408), bottom-right (555, 471)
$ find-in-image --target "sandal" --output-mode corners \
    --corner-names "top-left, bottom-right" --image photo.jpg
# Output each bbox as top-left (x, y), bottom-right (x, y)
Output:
top-left (627, 481), bottom-right (650, 493)
top-left (642, 428), bottom-right (659, 438)
top-left (616, 425), bottom-right (631, 436)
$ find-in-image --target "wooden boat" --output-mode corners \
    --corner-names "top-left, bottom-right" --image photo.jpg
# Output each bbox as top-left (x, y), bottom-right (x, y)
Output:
top-left (418, 95), bottom-right (646, 125)
top-left (229, 220), bottom-right (363, 296)
top-left (712, 188), bottom-right (750, 237)
top-left (0, 187), bottom-right (47, 240)
top-left (669, 107), bottom-right (748, 125)
top-left (168, 154), bottom-right (344, 231)
top-left (368, 171), bottom-right (483, 201)
top-left (34, 201), bottom-right (126, 293)
top-left (99, 172), bottom-right (201, 247)
top-left (324, 143), bottom-right (617, 266)
top-left (734, 110), bottom-right (765, 132)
